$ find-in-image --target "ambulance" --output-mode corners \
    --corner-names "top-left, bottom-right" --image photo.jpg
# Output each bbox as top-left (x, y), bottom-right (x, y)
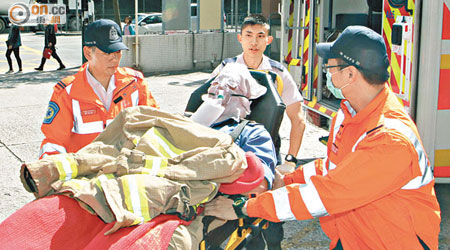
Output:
top-left (279, 0), bottom-right (450, 182)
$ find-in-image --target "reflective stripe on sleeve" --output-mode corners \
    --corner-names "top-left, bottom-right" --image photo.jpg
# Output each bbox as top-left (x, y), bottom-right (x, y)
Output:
top-left (299, 182), bottom-right (329, 218)
top-left (131, 90), bottom-right (139, 106)
top-left (302, 161), bottom-right (317, 182)
top-left (136, 175), bottom-right (151, 223)
top-left (350, 117), bottom-right (433, 190)
top-left (72, 100), bottom-right (104, 134)
top-left (62, 178), bottom-right (87, 191)
top-left (95, 173), bottom-right (115, 190)
top-left (272, 186), bottom-right (296, 221)
top-left (39, 142), bottom-right (67, 158)
top-left (52, 154), bottom-right (78, 181)
top-left (143, 156), bottom-right (168, 177)
top-left (121, 175), bottom-right (151, 225)
top-left (384, 118), bottom-right (434, 189)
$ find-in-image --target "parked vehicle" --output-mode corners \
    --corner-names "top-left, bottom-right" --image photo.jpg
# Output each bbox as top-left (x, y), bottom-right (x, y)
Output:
top-left (121, 13), bottom-right (162, 35)
top-left (280, 0), bottom-right (450, 182)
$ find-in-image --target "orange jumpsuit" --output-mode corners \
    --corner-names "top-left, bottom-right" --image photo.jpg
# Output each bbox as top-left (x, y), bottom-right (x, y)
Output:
top-left (39, 64), bottom-right (158, 159)
top-left (247, 86), bottom-right (441, 249)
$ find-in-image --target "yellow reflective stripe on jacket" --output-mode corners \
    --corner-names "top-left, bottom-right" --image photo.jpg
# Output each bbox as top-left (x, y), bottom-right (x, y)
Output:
top-left (61, 178), bottom-right (88, 191)
top-left (51, 154), bottom-right (78, 181)
top-left (143, 156), bottom-right (168, 177)
top-left (137, 176), bottom-right (151, 223)
top-left (140, 127), bottom-right (185, 158)
top-left (192, 182), bottom-right (218, 210)
top-left (152, 127), bottom-right (185, 157)
top-left (122, 175), bottom-right (151, 225)
top-left (95, 173), bottom-right (116, 190)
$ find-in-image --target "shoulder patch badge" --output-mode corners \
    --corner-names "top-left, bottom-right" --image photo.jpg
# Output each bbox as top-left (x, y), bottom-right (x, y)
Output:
top-left (43, 101), bottom-right (60, 124)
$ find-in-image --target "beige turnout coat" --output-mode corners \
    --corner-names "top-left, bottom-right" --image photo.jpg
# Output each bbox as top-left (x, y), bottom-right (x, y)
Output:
top-left (21, 106), bottom-right (247, 234)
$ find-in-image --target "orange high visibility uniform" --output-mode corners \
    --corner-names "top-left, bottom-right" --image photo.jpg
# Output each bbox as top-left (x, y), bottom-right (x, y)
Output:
top-left (39, 63), bottom-right (159, 159)
top-left (247, 86), bottom-right (441, 249)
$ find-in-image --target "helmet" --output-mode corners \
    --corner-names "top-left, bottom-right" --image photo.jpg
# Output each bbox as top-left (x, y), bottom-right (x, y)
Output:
top-left (219, 151), bottom-right (265, 195)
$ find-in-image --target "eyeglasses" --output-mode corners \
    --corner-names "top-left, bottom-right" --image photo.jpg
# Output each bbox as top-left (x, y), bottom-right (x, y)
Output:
top-left (323, 64), bottom-right (350, 70)
top-left (322, 64), bottom-right (350, 73)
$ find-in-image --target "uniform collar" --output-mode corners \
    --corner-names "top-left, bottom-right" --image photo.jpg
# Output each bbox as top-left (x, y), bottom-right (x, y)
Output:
top-left (69, 63), bottom-right (137, 104)
top-left (69, 63), bottom-right (103, 105)
top-left (236, 53), bottom-right (272, 70)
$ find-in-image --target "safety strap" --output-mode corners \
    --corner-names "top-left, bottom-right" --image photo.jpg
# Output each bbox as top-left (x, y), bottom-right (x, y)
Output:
top-left (229, 119), bottom-right (250, 142)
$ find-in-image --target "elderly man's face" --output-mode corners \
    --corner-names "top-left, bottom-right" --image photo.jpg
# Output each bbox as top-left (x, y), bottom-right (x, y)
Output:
top-left (84, 46), bottom-right (122, 78)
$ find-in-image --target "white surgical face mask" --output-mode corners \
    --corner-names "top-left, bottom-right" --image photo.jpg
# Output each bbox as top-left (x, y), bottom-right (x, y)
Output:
top-left (326, 69), bottom-right (350, 99)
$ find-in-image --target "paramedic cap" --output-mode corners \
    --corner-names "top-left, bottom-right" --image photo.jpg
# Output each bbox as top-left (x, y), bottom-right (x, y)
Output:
top-left (316, 25), bottom-right (389, 73)
top-left (84, 19), bottom-right (128, 53)
top-left (219, 151), bottom-right (265, 195)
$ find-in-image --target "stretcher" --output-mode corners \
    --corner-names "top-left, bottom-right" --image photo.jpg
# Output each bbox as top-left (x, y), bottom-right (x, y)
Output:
top-left (186, 70), bottom-right (286, 250)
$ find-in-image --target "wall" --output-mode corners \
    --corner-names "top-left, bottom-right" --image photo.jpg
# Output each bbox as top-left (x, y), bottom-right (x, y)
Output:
top-left (261, 0), bottom-right (279, 18)
top-left (120, 32), bottom-right (242, 73)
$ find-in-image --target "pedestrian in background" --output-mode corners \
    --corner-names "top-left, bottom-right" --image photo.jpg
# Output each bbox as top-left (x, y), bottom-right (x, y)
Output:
top-left (123, 16), bottom-right (135, 35)
top-left (5, 24), bottom-right (22, 73)
top-left (35, 23), bottom-right (65, 71)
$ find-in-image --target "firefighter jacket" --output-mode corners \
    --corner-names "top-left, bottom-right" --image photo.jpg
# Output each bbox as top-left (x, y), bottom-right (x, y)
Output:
top-left (22, 106), bottom-right (247, 234)
top-left (246, 86), bottom-right (441, 249)
top-left (39, 63), bottom-right (159, 159)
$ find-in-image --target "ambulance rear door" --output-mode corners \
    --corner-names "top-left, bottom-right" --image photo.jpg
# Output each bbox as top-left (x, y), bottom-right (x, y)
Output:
top-left (416, 0), bottom-right (450, 183)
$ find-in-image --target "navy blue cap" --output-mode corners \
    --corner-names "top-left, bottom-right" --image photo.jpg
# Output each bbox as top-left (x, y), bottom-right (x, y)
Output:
top-left (316, 26), bottom-right (389, 72)
top-left (84, 19), bottom-right (128, 53)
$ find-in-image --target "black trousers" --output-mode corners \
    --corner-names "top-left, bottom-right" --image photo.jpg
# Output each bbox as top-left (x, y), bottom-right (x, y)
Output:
top-left (5, 47), bottom-right (22, 70)
top-left (38, 46), bottom-right (64, 68)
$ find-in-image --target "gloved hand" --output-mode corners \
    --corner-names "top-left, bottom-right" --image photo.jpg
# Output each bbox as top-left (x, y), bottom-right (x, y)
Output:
top-left (276, 162), bottom-right (296, 175)
top-left (273, 169), bottom-right (285, 190)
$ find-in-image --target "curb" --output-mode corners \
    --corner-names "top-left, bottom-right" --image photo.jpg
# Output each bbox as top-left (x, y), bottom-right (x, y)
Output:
top-left (35, 32), bottom-right (82, 36)
top-left (0, 66), bottom-right (80, 78)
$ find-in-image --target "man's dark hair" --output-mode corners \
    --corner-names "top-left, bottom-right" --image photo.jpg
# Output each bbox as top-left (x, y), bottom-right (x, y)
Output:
top-left (241, 14), bottom-right (270, 33)
top-left (336, 58), bottom-right (389, 85)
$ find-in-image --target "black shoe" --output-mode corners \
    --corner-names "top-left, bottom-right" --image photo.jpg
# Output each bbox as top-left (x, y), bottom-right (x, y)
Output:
top-left (34, 67), bottom-right (43, 71)
top-left (57, 65), bottom-right (66, 70)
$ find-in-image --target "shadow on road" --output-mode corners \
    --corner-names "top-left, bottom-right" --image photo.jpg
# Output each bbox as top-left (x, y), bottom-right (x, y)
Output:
top-left (0, 67), bottom-right (210, 89)
top-left (0, 68), bottom-right (79, 89)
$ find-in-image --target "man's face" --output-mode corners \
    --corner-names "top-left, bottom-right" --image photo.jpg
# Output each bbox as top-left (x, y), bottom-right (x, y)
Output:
top-left (326, 58), bottom-right (349, 88)
top-left (84, 46), bottom-right (122, 78)
top-left (237, 24), bottom-right (273, 59)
